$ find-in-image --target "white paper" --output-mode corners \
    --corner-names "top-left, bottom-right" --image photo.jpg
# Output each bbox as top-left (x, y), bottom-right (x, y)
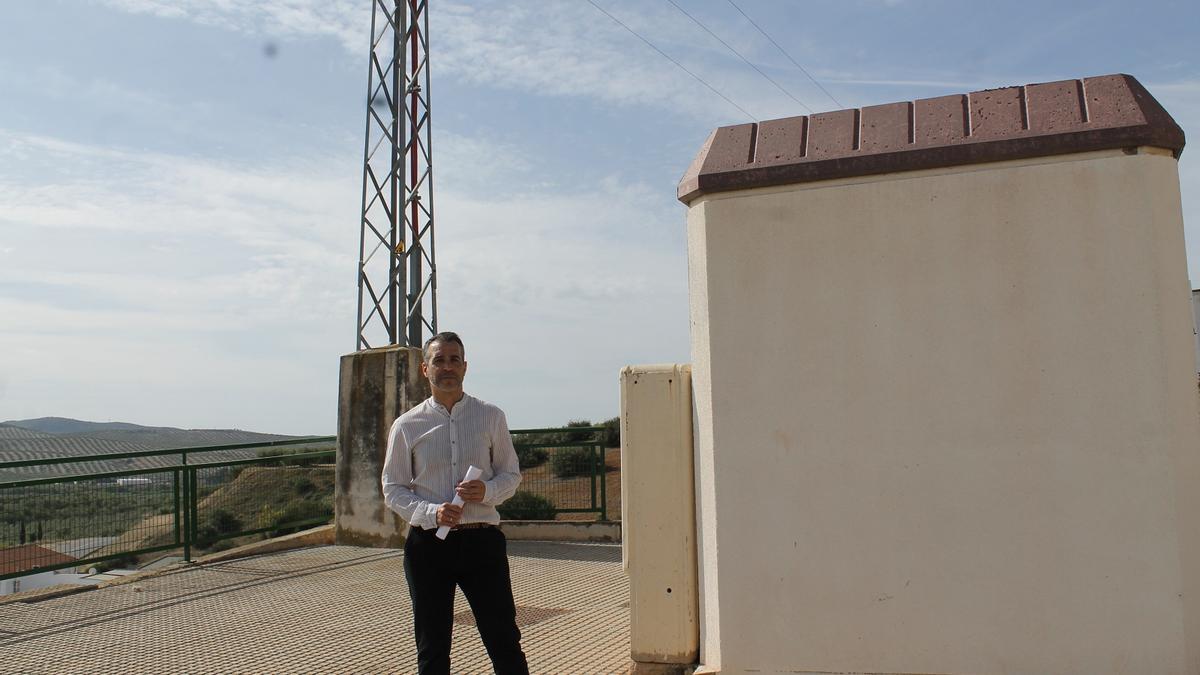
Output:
top-left (435, 464), bottom-right (483, 539)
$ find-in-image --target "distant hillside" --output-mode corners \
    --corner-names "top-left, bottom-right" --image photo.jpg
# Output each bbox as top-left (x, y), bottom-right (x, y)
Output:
top-left (98, 464), bottom-right (335, 557)
top-left (3, 417), bottom-right (149, 435)
top-left (0, 424), bottom-right (54, 440)
top-left (2, 418), bottom-right (294, 448)
top-left (0, 418), bottom-right (319, 482)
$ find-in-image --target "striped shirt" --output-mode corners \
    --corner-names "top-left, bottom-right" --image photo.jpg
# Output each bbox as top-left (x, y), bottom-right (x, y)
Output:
top-left (381, 394), bottom-right (522, 530)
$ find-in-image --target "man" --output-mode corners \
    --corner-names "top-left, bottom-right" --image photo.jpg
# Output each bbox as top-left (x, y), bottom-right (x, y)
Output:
top-left (381, 331), bottom-right (529, 675)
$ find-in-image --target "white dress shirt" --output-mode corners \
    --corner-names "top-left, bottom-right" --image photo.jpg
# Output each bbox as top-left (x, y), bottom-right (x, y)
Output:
top-left (381, 394), bottom-right (522, 530)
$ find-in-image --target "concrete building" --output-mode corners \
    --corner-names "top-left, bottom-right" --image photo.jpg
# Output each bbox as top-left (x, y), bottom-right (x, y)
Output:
top-left (625, 74), bottom-right (1197, 674)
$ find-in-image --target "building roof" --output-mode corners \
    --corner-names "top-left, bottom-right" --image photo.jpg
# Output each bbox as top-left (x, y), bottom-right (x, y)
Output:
top-left (0, 544), bottom-right (77, 576)
top-left (678, 73), bottom-right (1185, 204)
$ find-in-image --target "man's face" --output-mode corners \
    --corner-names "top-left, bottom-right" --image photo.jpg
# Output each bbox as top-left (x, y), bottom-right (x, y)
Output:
top-left (421, 339), bottom-right (467, 397)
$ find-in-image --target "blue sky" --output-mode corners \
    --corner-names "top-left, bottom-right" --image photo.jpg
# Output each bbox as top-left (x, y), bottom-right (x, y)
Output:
top-left (1, 0), bottom-right (1197, 434)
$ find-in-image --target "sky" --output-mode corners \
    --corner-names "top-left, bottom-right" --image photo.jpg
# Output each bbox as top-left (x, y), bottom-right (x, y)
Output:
top-left (0, 0), bottom-right (1197, 435)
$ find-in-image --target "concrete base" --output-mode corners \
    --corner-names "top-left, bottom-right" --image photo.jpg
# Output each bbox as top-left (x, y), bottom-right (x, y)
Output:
top-left (335, 345), bottom-right (430, 548)
top-left (629, 661), bottom-right (696, 675)
top-left (196, 525), bottom-right (335, 564)
top-left (499, 521), bottom-right (621, 542)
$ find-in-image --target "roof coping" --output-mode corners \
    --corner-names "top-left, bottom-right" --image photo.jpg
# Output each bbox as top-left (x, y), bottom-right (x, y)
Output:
top-left (678, 74), bottom-right (1185, 203)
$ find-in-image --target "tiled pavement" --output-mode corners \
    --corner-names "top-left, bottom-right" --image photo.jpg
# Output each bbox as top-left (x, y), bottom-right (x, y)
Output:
top-left (0, 542), bottom-right (630, 674)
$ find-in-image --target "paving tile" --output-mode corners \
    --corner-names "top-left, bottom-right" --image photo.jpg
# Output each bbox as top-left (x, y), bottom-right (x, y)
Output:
top-left (0, 543), bottom-right (630, 674)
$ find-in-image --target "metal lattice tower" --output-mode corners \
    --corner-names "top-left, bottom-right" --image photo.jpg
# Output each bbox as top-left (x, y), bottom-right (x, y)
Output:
top-left (356, 0), bottom-right (437, 350)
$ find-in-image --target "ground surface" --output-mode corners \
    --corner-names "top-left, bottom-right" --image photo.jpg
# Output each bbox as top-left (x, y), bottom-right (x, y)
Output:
top-left (0, 542), bottom-right (630, 674)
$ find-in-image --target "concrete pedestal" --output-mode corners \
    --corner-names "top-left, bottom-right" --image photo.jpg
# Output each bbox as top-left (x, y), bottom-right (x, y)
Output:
top-left (335, 345), bottom-right (429, 547)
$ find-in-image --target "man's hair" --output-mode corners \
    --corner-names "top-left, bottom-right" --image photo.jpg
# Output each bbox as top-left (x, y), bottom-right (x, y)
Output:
top-left (422, 331), bottom-right (465, 361)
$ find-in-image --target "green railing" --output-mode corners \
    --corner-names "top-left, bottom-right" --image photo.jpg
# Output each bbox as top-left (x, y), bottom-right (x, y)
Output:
top-left (0, 425), bottom-right (614, 584)
top-left (508, 426), bottom-right (610, 522)
top-left (0, 437), bottom-right (336, 582)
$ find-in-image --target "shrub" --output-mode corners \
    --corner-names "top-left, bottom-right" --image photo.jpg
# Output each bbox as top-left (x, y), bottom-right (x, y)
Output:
top-left (290, 476), bottom-right (317, 496)
top-left (269, 499), bottom-right (334, 537)
top-left (197, 508), bottom-right (243, 547)
top-left (551, 446), bottom-right (596, 478)
top-left (209, 509), bottom-right (243, 535)
top-left (563, 420), bottom-right (594, 442)
top-left (498, 491), bottom-right (556, 520)
top-left (516, 445), bottom-right (549, 468)
top-left (601, 416), bottom-right (620, 448)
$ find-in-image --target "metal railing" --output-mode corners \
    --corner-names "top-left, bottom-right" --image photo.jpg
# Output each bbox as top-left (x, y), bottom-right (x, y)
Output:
top-left (508, 426), bottom-right (610, 522)
top-left (0, 425), bottom-right (614, 584)
top-left (0, 437), bottom-right (336, 582)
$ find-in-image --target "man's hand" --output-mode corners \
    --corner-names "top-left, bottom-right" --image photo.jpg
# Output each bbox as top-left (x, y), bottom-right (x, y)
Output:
top-left (436, 503), bottom-right (463, 527)
top-left (455, 479), bottom-right (486, 503)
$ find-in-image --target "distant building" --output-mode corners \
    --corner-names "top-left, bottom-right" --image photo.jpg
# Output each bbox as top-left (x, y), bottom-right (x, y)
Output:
top-left (0, 544), bottom-right (76, 595)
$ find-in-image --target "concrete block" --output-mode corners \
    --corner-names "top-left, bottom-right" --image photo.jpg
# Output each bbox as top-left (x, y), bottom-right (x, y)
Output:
top-left (335, 345), bottom-right (429, 547)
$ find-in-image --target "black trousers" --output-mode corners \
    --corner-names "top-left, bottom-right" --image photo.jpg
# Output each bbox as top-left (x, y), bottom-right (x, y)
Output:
top-left (403, 526), bottom-right (529, 675)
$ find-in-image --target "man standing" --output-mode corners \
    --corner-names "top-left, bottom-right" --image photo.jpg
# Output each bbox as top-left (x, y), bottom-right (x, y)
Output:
top-left (381, 331), bottom-right (529, 675)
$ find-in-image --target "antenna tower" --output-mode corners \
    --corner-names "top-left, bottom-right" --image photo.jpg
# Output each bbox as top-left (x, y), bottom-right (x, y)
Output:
top-left (356, 0), bottom-right (437, 350)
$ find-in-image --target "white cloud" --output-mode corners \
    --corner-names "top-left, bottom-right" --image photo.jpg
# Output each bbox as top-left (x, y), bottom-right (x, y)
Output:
top-left (95, 0), bottom-right (366, 52)
top-left (91, 0), bottom-right (797, 121)
top-left (0, 127), bottom-right (689, 430)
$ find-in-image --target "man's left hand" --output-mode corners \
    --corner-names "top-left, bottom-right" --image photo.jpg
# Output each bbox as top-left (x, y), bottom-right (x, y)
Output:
top-left (455, 479), bottom-right (486, 503)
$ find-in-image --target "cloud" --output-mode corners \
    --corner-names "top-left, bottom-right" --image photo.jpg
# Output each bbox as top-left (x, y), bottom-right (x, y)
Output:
top-left (0, 127), bottom-right (689, 430)
top-left (91, 0), bottom-right (801, 122)
top-left (96, 0), bottom-right (366, 52)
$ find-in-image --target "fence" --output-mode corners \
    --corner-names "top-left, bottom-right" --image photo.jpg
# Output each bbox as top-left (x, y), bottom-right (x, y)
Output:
top-left (508, 426), bottom-right (610, 522)
top-left (0, 437), bottom-right (335, 582)
top-left (0, 425), bottom-right (614, 584)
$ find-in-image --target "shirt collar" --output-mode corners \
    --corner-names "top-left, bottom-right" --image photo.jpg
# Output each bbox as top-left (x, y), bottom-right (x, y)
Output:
top-left (428, 392), bottom-right (471, 416)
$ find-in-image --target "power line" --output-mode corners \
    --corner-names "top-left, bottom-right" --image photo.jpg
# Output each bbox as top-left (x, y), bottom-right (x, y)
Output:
top-left (583, 0), bottom-right (758, 121)
top-left (663, 0), bottom-right (812, 114)
top-left (724, 0), bottom-right (843, 110)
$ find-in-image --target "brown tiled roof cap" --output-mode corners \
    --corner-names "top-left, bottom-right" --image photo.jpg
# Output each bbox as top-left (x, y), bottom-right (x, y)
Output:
top-left (678, 74), bottom-right (1185, 203)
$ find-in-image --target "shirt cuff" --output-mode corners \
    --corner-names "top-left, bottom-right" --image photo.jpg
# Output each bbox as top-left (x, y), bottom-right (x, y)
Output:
top-left (421, 502), bottom-right (439, 529)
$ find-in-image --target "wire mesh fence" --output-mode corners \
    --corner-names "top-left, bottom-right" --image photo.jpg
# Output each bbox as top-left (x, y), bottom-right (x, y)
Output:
top-left (191, 458), bottom-right (335, 547)
top-left (506, 426), bottom-right (614, 522)
top-left (0, 424), bottom-right (617, 583)
top-left (0, 439), bottom-right (335, 581)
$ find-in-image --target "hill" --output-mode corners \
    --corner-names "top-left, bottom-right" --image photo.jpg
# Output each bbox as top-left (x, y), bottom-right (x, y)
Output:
top-left (2, 418), bottom-right (294, 449)
top-left (0, 424), bottom-right (55, 440)
top-left (0, 418), bottom-right (316, 482)
top-left (4, 417), bottom-right (152, 435)
top-left (97, 463), bottom-right (335, 558)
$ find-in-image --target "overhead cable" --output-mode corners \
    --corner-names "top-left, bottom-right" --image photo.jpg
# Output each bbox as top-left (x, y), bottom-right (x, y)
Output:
top-left (724, 0), bottom-right (843, 109)
top-left (583, 0), bottom-right (758, 121)
top-left (664, 0), bottom-right (812, 114)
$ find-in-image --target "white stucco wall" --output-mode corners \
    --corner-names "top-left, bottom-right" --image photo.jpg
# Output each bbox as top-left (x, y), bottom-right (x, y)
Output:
top-left (686, 147), bottom-right (1200, 674)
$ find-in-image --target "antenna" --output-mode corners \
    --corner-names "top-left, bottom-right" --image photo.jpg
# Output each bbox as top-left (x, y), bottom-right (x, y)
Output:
top-left (356, 0), bottom-right (437, 350)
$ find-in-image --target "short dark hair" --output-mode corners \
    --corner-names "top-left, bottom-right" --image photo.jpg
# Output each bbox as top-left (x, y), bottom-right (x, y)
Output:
top-left (423, 331), bottom-right (465, 361)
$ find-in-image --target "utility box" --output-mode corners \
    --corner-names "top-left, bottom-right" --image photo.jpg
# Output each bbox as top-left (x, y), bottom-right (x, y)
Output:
top-left (620, 364), bottom-right (699, 671)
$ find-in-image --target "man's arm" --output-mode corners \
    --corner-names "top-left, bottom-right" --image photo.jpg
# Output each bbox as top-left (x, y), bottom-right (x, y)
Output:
top-left (480, 409), bottom-right (522, 505)
top-left (381, 418), bottom-right (440, 529)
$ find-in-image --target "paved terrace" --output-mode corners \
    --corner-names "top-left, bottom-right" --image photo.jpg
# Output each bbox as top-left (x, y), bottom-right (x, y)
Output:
top-left (0, 543), bottom-right (630, 674)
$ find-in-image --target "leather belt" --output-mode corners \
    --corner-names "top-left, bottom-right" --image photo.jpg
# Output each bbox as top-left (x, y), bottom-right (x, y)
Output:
top-left (451, 522), bottom-right (496, 531)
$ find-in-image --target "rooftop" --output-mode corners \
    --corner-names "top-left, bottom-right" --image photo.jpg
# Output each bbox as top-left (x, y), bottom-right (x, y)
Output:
top-left (0, 542), bottom-right (630, 674)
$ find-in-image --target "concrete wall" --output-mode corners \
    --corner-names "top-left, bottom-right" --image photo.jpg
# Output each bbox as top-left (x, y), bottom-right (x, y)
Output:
top-left (335, 345), bottom-right (429, 547)
top-left (686, 148), bottom-right (1200, 673)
